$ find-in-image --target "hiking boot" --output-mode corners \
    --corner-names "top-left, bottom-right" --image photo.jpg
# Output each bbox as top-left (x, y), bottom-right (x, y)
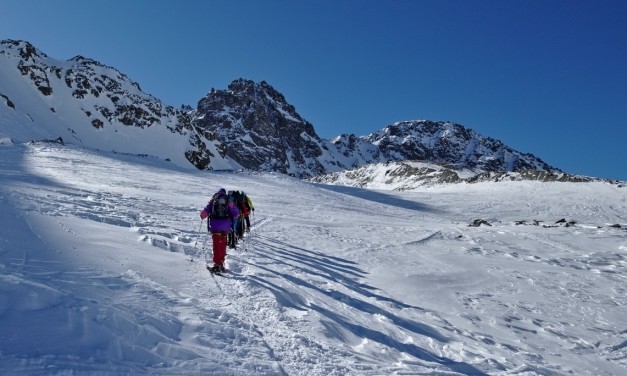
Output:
top-left (210, 265), bottom-right (221, 273)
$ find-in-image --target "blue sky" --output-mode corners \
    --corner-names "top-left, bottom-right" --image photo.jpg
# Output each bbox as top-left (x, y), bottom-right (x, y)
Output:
top-left (2, 0), bottom-right (626, 180)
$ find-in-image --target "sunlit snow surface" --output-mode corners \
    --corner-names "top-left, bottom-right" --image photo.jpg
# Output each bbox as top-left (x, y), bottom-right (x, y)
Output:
top-left (1, 142), bottom-right (625, 375)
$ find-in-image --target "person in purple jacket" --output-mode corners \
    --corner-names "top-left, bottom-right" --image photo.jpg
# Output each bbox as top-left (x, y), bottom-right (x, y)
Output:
top-left (200, 188), bottom-right (239, 273)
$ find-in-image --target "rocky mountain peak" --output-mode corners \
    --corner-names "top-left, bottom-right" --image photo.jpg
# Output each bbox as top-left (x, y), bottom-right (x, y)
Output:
top-left (363, 120), bottom-right (558, 173)
top-left (194, 78), bottom-right (325, 176)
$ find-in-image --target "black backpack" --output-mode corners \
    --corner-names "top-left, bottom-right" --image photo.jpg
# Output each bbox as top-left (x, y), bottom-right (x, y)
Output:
top-left (211, 193), bottom-right (230, 219)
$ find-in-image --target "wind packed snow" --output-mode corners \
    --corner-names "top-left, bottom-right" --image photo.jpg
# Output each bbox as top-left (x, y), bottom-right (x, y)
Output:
top-left (1, 142), bottom-right (626, 375)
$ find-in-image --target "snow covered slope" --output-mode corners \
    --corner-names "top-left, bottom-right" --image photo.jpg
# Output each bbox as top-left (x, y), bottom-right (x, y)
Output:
top-left (1, 141), bottom-right (625, 375)
top-left (309, 160), bottom-right (609, 190)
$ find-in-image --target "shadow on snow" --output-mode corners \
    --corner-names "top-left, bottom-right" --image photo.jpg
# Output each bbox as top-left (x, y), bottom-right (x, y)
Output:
top-left (247, 234), bottom-right (486, 375)
top-left (313, 183), bottom-right (446, 214)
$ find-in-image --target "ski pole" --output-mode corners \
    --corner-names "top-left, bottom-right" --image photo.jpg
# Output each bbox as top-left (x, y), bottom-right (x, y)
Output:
top-left (189, 218), bottom-right (204, 262)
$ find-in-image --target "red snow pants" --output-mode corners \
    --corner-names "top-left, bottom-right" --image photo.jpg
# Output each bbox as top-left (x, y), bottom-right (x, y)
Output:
top-left (211, 231), bottom-right (228, 266)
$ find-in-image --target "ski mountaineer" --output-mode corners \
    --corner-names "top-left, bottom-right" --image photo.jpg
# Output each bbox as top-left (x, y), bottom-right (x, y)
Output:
top-left (232, 191), bottom-right (245, 240)
top-left (227, 191), bottom-right (239, 249)
top-left (200, 188), bottom-right (239, 273)
top-left (238, 191), bottom-right (254, 234)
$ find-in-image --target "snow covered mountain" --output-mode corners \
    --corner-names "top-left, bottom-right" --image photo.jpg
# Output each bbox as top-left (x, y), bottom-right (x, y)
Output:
top-left (1, 39), bottom-right (561, 181)
top-left (362, 120), bottom-right (557, 172)
top-left (0, 39), bottom-right (231, 170)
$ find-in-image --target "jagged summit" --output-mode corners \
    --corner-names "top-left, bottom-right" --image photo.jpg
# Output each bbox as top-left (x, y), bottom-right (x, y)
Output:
top-left (197, 78), bottom-right (310, 134)
top-left (194, 78), bottom-right (328, 176)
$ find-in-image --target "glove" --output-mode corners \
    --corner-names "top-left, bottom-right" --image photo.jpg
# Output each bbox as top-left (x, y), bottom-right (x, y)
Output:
top-left (200, 209), bottom-right (208, 219)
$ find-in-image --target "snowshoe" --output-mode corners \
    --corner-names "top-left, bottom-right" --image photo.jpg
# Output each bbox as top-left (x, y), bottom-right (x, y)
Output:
top-left (209, 265), bottom-right (221, 274)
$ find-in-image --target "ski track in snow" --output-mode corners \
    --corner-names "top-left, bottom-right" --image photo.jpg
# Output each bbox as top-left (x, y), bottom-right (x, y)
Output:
top-left (1, 143), bottom-right (626, 375)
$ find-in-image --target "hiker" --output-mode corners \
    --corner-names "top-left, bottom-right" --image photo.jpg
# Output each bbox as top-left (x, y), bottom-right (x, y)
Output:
top-left (240, 191), bottom-right (254, 233)
top-left (233, 191), bottom-right (250, 238)
top-left (200, 188), bottom-right (239, 273)
top-left (227, 191), bottom-right (239, 249)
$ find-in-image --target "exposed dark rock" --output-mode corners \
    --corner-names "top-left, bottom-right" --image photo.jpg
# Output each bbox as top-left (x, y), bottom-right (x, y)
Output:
top-left (555, 219), bottom-right (577, 227)
top-left (469, 219), bottom-right (492, 227)
top-left (28, 137), bottom-right (64, 145)
top-left (0, 92), bottom-right (15, 109)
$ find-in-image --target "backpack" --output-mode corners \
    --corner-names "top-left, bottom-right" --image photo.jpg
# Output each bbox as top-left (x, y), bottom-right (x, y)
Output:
top-left (236, 191), bottom-right (248, 210)
top-left (211, 193), bottom-right (230, 219)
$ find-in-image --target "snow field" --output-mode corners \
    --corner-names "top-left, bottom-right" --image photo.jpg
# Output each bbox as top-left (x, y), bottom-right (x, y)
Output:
top-left (0, 142), bottom-right (625, 375)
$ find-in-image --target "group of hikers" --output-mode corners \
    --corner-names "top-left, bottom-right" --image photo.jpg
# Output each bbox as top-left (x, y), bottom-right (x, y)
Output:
top-left (200, 188), bottom-right (255, 273)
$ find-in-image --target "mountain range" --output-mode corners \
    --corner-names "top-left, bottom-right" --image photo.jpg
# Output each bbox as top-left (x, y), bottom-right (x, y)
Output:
top-left (1, 39), bottom-right (586, 184)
